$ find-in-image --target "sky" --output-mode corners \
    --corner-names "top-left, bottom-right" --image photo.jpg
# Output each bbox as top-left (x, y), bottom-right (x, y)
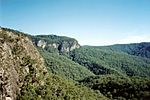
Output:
top-left (1, 0), bottom-right (150, 46)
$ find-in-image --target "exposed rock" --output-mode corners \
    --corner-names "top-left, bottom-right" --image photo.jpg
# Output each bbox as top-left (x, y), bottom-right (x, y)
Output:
top-left (35, 38), bottom-right (80, 53)
top-left (58, 41), bottom-right (80, 52)
top-left (37, 40), bottom-right (46, 48)
top-left (59, 41), bottom-right (70, 52)
top-left (6, 97), bottom-right (12, 100)
top-left (48, 43), bottom-right (59, 48)
top-left (0, 28), bottom-right (47, 100)
top-left (69, 41), bottom-right (80, 51)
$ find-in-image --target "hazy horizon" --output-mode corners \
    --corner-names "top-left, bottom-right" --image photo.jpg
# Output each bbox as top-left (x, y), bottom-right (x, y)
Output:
top-left (1, 0), bottom-right (150, 46)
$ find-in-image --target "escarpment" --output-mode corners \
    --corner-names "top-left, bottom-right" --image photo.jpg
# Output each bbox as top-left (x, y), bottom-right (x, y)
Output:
top-left (0, 28), bottom-right (48, 100)
top-left (32, 35), bottom-right (80, 53)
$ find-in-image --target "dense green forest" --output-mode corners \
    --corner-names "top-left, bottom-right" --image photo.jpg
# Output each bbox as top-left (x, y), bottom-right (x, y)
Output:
top-left (70, 46), bottom-right (150, 78)
top-left (38, 48), bottom-right (94, 80)
top-left (31, 34), bottom-right (150, 100)
top-left (79, 75), bottom-right (150, 100)
top-left (32, 35), bottom-right (77, 44)
top-left (17, 73), bottom-right (107, 100)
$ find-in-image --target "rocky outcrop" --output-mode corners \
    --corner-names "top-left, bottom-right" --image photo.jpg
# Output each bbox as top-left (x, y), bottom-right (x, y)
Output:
top-left (48, 43), bottom-right (59, 49)
top-left (0, 28), bottom-right (48, 100)
top-left (58, 41), bottom-right (80, 52)
top-left (37, 40), bottom-right (47, 48)
top-left (34, 36), bottom-right (80, 53)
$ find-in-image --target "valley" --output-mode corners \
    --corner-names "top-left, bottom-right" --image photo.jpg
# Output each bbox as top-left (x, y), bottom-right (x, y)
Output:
top-left (0, 27), bottom-right (150, 100)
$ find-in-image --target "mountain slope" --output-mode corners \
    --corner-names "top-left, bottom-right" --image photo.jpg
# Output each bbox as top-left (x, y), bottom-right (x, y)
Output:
top-left (38, 48), bottom-right (94, 80)
top-left (0, 27), bottom-right (108, 100)
top-left (0, 27), bottom-right (47, 100)
top-left (79, 75), bottom-right (150, 100)
top-left (70, 46), bottom-right (150, 78)
top-left (31, 35), bottom-right (94, 80)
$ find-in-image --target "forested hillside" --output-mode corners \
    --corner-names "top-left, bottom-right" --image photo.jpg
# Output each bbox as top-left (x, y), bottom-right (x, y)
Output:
top-left (79, 75), bottom-right (150, 100)
top-left (31, 31), bottom-right (150, 100)
top-left (69, 45), bottom-right (150, 99)
top-left (70, 46), bottom-right (150, 78)
top-left (38, 48), bottom-right (94, 80)
top-left (99, 42), bottom-right (150, 58)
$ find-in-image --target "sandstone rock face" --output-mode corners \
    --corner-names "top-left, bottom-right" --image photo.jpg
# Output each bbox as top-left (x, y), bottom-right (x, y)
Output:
top-left (0, 28), bottom-right (47, 100)
top-left (36, 39), bottom-right (80, 53)
top-left (69, 41), bottom-right (80, 51)
top-left (37, 40), bottom-right (47, 48)
top-left (59, 41), bottom-right (80, 52)
top-left (48, 43), bottom-right (59, 48)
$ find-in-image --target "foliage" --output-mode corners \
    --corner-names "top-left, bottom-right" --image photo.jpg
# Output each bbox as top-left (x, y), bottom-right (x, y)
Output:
top-left (70, 46), bottom-right (150, 78)
top-left (17, 74), bottom-right (107, 100)
top-left (38, 48), bottom-right (94, 80)
top-left (79, 75), bottom-right (150, 100)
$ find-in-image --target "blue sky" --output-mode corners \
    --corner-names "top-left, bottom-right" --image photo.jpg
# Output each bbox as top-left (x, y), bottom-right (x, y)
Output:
top-left (1, 0), bottom-right (150, 45)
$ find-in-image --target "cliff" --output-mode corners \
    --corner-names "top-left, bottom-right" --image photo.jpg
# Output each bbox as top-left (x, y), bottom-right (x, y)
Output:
top-left (0, 28), bottom-right (48, 100)
top-left (32, 35), bottom-right (80, 53)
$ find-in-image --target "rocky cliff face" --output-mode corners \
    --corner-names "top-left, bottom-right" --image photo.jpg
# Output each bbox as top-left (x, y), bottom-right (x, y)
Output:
top-left (0, 28), bottom-right (48, 100)
top-left (58, 41), bottom-right (80, 52)
top-left (32, 35), bottom-right (80, 53)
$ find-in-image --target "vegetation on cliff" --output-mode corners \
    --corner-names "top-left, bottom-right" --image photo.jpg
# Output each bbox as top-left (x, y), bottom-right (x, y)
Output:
top-left (32, 35), bottom-right (80, 53)
top-left (0, 27), bottom-right (107, 100)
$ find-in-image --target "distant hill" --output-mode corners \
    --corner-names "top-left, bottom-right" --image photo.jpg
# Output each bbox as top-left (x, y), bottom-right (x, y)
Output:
top-left (70, 45), bottom-right (150, 78)
top-left (100, 42), bottom-right (150, 58)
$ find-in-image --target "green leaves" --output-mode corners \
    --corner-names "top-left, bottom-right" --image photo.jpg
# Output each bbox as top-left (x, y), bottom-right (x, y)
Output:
top-left (17, 74), bottom-right (107, 100)
top-left (79, 75), bottom-right (150, 99)
top-left (38, 48), bottom-right (94, 80)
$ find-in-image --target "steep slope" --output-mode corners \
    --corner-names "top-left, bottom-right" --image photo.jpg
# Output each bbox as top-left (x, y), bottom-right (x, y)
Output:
top-left (38, 48), bottom-right (94, 80)
top-left (32, 35), bottom-right (80, 53)
top-left (0, 27), bottom-right (47, 100)
top-left (70, 46), bottom-right (150, 78)
top-left (0, 27), bottom-right (107, 100)
top-left (31, 35), bottom-right (94, 80)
